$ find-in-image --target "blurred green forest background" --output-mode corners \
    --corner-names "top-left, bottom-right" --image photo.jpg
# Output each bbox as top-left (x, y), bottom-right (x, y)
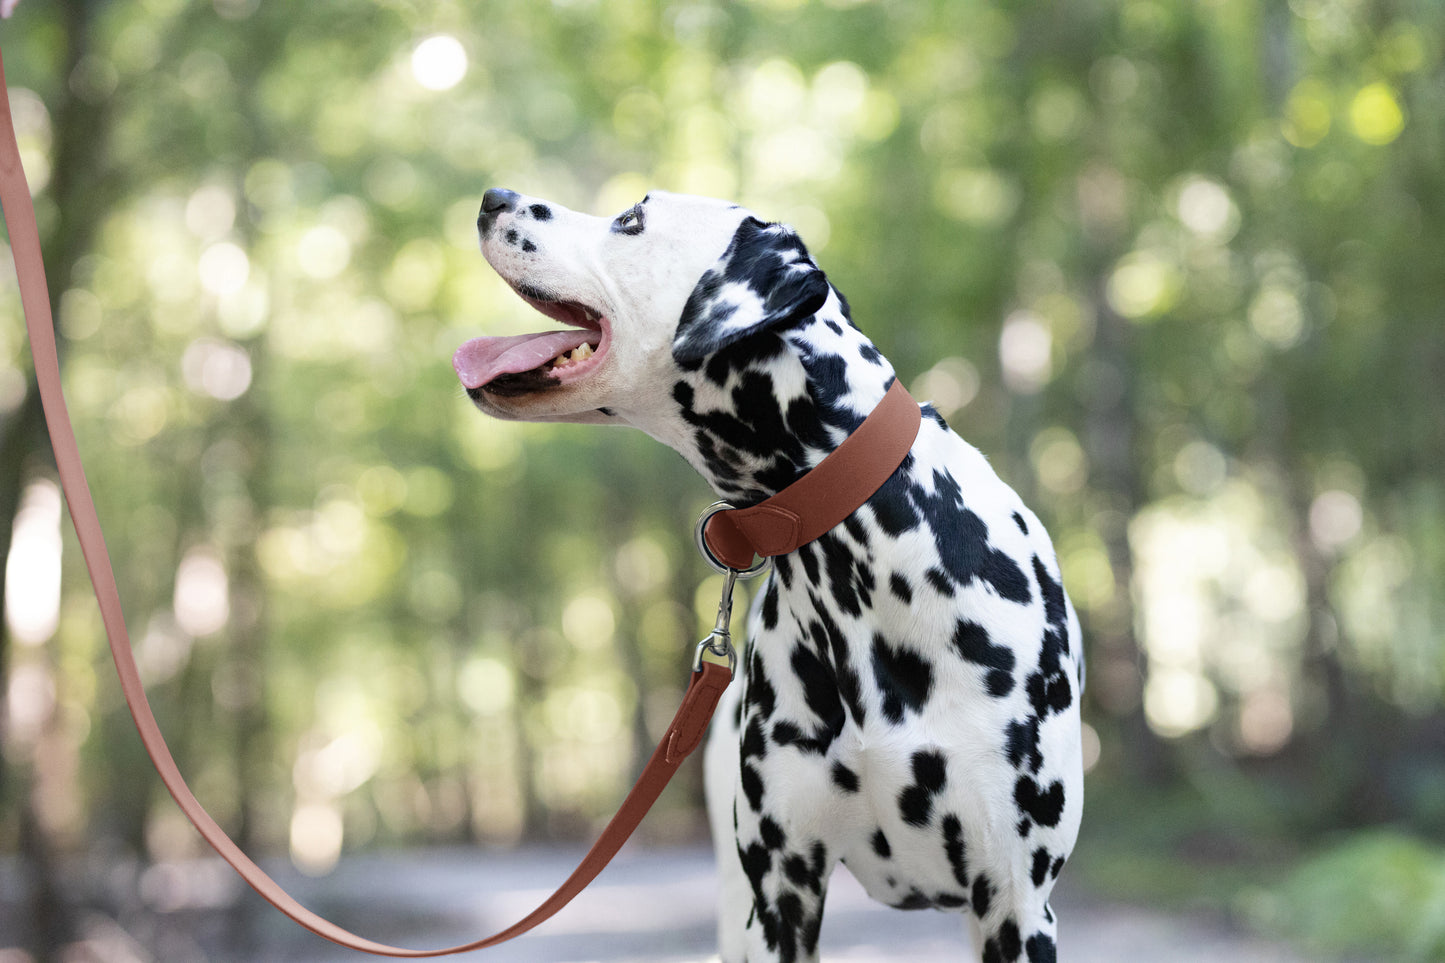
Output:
top-left (2, 0), bottom-right (1444, 959)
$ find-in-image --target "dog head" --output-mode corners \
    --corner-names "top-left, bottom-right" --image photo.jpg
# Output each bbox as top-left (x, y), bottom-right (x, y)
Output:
top-left (456, 189), bottom-right (894, 499)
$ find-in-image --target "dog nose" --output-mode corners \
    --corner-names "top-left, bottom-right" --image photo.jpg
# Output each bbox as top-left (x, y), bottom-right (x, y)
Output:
top-left (478, 188), bottom-right (520, 235)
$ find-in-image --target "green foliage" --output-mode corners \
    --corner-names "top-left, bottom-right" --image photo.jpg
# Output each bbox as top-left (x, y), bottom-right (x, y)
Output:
top-left (1248, 830), bottom-right (1445, 961)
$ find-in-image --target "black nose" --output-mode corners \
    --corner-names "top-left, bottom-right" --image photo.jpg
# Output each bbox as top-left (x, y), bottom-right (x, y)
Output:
top-left (478, 188), bottom-right (519, 235)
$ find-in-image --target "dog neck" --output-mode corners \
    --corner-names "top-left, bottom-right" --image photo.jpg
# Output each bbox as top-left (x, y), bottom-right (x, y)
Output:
top-left (665, 289), bottom-right (899, 505)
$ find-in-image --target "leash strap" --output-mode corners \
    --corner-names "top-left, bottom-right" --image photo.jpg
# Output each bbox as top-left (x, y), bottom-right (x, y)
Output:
top-left (1, 44), bottom-right (736, 956)
top-left (702, 378), bottom-right (922, 571)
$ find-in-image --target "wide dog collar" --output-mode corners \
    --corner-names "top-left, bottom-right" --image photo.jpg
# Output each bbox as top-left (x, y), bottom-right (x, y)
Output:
top-left (700, 378), bottom-right (922, 572)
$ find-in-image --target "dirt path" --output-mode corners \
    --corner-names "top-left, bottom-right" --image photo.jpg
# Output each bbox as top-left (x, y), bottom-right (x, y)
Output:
top-left (222, 846), bottom-right (1317, 962)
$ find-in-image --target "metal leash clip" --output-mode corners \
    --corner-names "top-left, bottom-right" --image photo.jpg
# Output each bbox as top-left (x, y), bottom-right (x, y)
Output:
top-left (693, 502), bottom-right (771, 672)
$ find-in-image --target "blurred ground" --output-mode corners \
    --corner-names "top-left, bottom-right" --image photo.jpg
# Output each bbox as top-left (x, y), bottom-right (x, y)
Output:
top-left (7, 845), bottom-right (1327, 962)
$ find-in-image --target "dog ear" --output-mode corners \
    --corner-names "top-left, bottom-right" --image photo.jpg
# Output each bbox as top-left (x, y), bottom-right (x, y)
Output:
top-left (672, 217), bottom-right (831, 363)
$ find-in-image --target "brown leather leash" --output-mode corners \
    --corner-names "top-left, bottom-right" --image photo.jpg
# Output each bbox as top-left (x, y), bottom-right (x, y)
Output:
top-left (1, 37), bottom-right (920, 956)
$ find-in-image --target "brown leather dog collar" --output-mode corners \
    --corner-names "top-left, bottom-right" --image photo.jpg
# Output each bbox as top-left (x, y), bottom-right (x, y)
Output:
top-left (701, 378), bottom-right (922, 571)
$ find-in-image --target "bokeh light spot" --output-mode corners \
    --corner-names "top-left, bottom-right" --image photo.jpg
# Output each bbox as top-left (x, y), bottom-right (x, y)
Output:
top-left (1349, 82), bottom-right (1405, 145)
top-left (198, 242), bottom-right (250, 296)
top-left (411, 35), bottom-right (468, 92)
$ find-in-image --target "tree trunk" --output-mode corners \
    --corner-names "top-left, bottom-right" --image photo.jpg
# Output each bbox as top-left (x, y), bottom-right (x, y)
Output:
top-left (1082, 278), bottom-right (1173, 786)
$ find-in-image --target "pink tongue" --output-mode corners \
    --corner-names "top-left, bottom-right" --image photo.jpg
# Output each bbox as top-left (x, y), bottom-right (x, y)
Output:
top-left (452, 330), bottom-right (599, 389)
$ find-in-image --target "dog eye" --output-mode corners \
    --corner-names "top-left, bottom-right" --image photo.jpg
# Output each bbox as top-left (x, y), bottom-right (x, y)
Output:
top-left (612, 205), bottom-right (645, 235)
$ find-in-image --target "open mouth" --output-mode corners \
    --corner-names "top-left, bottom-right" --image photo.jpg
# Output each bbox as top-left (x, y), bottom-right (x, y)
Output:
top-left (453, 286), bottom-right (609, 397)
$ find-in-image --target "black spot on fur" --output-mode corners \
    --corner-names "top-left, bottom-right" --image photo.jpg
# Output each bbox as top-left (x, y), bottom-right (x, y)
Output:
top-left (819, 533), bottom-right (864, 617)
top-left (1027, 933), bottom-right (1058, 963)
top-left (776, 893), bottom-right (807, 948)
top-left (1026, 650), bottom-right (1073, 720)
top-left (1006, 717), bottom-right (1044, 773)
top-left (984, 919), bottom-right (1023, 963)
top-left (773, 553), bottom-right (794, 590)
top-left (952, 619), bottom-right (1016, 697)
top-left (741, 716), bottom-right (768, 764)
top-left (855, 560), bottom-right (876, 608)
top-left (793, 350), bottom-right (865, 433)
top-left (521, 239), bottom-right (536, 253)
top-left (799, 541), bottom-right (821, 587)
top-left (872, 633), bottom-right (934, 723)
top-left (893, 889), bottom-right (933, 910)
top-left (761, 579), bottom-right (781, 631)
top-left (772, 720), bottom-right (831, 755)
top-left (741, 764), bottom-right (764, 812)
top-left (1024, 559), bottom-right (1075, 721)
top-left (740, 840), bottom-right (771, 889)
top-left (1013, 511), bottom-right (1029, 535)
top-left (892, 889), bottom-right (969, 911)
top-left (871, 828), bottom-right (891, 859)
top-left (925, 567), bottom-right (955, 596)
top-left (1031, 847), bottom-right (1052, 887)
top-left (770, 719), bottom-right (803, 745)
top-left (790, 643), bottom-right (846, 750)
top-left (942, 814), bottom-right (969, 889)
top-left (831, 761), bottom-right (860, 793)
top-left (889, 572), bottom-right (913, 604)
top-left (783, 853), bottom-right (816, 890)
top-left (745, 648), bottom-right (777, 718)
top-left (971, 873), bottom-right (993, 917)
top-left (1015, 776), bottom-right (1066, 829)
top-left (807, 608), bottom-right (867, 728)
top-left (910, 471), bottom-right (1032, 604)
top-left (868, 471), bottom-right (921, 536)
top-left (783, 394), bottom-right (836, 455)
top-left (703, 351), bottom-right (733, 388)
top-left (800, 907), bottom-right (824, 961)
top-left (1033, 555), bottom-right (1068, 641)
top-left (528, 203), bottom-right (552, 220)
top-left (809, 841), bottom-right (827, 883)
top-left (898, 749), bottom-right (947, 827)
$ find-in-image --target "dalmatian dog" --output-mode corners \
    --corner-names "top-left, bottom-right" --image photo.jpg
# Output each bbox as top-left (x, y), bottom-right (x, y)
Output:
top-left (454, 188), bottom-right (1084, 963)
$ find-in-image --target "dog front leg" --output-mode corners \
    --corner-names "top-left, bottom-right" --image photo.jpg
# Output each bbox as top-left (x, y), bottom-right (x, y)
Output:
top-left (706, 683), bottom-right (835, 963)
top-left (734, 801), bottom-right (834, 963)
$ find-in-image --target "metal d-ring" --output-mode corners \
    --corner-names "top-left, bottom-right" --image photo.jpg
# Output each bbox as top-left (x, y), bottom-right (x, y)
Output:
top-left (691, 502), bottom-right (771, 673)
top-left (693, 501), bottom-right (772, 579)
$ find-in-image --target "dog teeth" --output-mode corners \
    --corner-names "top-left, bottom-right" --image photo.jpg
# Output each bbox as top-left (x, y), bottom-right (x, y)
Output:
top-left (583, 307), bottom-right (600, 322)
top-left (551, 343), bottom-right (595, 368)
